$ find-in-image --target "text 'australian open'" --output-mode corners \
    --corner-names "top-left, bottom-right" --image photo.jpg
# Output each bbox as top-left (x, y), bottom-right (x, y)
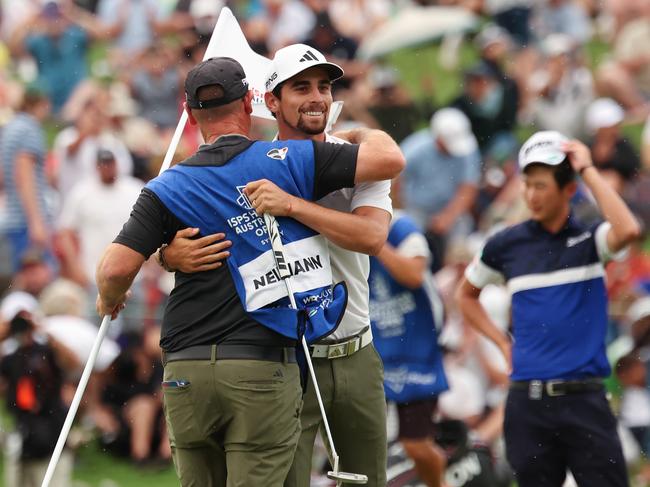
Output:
top-left (254, 255), bottom-right (323, 290)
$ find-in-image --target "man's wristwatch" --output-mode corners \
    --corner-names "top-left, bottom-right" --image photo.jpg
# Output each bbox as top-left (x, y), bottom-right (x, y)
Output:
top-left (156, 244), bottom-right (176, 272)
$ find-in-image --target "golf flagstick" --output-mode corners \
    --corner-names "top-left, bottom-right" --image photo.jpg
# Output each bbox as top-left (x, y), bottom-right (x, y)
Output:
top-left (40, 11), bottom-right (237, 487)
top-left (263, 213), bottom-right (368, 486)
top-left (40, 314), bottom-right (111, 487)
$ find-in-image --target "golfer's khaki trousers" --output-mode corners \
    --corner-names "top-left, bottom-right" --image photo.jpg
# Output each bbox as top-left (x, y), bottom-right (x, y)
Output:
top-left (162, 358), bottom-right (302, 486)
top-left (284, 343), bottom-right (387, 487)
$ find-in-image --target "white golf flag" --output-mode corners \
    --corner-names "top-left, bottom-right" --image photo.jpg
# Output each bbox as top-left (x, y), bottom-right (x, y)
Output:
top-left (209, 7), bottom-right (343, 126)
top-left (208, 7), bottom-right (274, 120)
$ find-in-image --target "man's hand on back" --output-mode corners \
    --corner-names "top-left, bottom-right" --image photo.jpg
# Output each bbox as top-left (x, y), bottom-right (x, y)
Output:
top-left (163, 227), bottom-right (231, 273)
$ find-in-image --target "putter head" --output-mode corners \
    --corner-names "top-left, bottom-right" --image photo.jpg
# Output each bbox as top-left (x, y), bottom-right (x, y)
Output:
top-left (327, 471), bottom-right (368, 484)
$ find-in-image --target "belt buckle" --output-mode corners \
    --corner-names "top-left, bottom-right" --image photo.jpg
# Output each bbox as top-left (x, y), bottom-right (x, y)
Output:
top-left (545, 380), bottom-right (564, 397)
top-left (528, 380), bottom-right (543, 400)
top-left (346, 337), bottom-right (360, 356)
top-left (327, 343), bottom-right (347, 359)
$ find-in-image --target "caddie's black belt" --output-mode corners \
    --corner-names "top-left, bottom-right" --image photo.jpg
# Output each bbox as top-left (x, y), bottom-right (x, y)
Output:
top-left (510, 378), bottom-right (603, 399)
top-left (162, 344), bottom-right (296, 366)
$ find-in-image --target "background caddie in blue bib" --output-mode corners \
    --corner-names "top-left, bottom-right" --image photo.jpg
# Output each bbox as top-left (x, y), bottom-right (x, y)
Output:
top-left (369, 209), bottom-right (449, 487)
top-left (456, 130), bottom-right (641, 487)
top-left (94, 56), bottom-right (405, 487)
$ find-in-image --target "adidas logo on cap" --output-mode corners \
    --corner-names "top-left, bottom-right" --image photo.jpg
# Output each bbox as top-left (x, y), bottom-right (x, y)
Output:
top-left (265, 43), bottom-right (344, 92)
top-left (299, 50), bottom-right (319, 62)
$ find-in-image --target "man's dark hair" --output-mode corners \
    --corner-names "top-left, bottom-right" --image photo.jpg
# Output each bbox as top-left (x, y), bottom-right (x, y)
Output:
top-left (524, 158), bottom-right (575, 188)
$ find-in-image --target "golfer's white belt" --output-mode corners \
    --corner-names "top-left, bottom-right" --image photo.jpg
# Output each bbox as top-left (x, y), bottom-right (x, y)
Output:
top-left (310, 328), bottom-right (373, 359)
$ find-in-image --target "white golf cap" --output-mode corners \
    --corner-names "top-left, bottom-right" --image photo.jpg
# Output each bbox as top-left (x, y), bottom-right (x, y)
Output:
top-left (265, 44), bottom-right (344, 92)
top-left (0, 291), bottom-right (39, 322)
top-left (585, 98), bottom-right (624, 133)
top-left (519, 130), bottom-right (569, 170)
top-left (430, 108), bottom-right (478, 157)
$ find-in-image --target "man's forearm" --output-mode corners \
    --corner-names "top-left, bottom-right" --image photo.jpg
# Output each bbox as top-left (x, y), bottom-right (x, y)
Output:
top-left (456, 279), bottom-right (509, 350)
top-left (581, 166), bottom-right (640, 249)
top-left (96, 243), bottom-right (144, 309)
top-left (290, 199), bottom-right (389, 255)
top-left (14, 152), bottom-right (44, 228)
top-left (440, 184), bottom-right (478, 222)
top-left (376, 244), bottom-right (426, 289)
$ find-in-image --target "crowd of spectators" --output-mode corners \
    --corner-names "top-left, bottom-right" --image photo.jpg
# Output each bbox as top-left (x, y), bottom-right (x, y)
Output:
top-left (0, 0), bottom-right (649, 485)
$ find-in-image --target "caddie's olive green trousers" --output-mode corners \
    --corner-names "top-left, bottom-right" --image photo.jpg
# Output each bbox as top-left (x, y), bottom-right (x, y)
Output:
top-left (284, 344), bottom-right (387, 487)
top-left (162, 358), bottom-right (302, 487)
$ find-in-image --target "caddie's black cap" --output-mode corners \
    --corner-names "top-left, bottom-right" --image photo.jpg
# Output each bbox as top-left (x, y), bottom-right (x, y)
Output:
top-left (185, 57), bottom-right (249, 109)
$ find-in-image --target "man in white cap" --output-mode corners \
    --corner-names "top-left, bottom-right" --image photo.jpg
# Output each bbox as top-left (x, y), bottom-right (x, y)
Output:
top-left (161, 44), bottom-right (395, 486)
top-left (456, 131), bottom-right (640, 487)
top-left (586, 98), bottom-right (640, 189)
top-left (400, 107), bottom-right (481, 272)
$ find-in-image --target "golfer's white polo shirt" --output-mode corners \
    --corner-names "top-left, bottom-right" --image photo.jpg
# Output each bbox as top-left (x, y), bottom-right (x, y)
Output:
top-left (318, 134), bottom-right (393, 341)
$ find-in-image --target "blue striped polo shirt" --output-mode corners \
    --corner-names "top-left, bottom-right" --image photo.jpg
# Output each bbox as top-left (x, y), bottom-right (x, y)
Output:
top-left (465, 216), bottom-right (624, 381)
top-left (0, 113), bottom-right (50, 231)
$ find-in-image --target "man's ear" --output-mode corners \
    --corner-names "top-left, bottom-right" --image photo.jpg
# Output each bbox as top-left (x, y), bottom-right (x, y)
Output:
top-left (184, 102), bottom-right (197, 126)
top-left (243, 90), bottom-right (253, 115)
top-left (564, 180), bottom-right (578, 199)
top-left (264, 91), bottom-right (279, 116)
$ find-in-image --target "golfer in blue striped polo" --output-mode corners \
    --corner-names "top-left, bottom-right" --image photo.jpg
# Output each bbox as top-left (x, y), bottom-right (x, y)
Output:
top-left (456, 131), bottom-right (640, 487)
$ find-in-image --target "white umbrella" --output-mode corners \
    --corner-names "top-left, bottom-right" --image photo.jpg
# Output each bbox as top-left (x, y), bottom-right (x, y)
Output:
top-left (357, 6), bottom-right (479, 60)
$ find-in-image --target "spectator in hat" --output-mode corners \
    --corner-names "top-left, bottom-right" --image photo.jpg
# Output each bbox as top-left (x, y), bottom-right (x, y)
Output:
top-left (475, 24), bottom-right (514, 83)
top-left (586, 98), bottom-right (640, 191)
top-left (400, 108), bottom-right (481, 272)
top-left (57, 148), bottom-right (143, 327)
top-left (452, 61), bottom-right (519, 162)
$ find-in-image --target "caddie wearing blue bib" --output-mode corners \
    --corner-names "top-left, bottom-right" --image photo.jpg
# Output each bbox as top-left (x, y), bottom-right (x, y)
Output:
top-left (457, 131), bottom-right (640, 487)
top-left (95, 57), bottom-right (405, 487)
top-left (369, 210), bottom-right (448, 487)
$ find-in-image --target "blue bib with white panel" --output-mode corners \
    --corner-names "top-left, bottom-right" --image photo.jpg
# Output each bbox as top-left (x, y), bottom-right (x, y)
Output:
top-left (369, 215), bottom-right (448, 403)
top-left (146, 137), bottom-right (347, 343)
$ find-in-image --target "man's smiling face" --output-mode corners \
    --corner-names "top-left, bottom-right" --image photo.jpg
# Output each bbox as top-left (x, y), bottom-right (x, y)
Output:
top-left (268, 66), bottom-right (333, 138)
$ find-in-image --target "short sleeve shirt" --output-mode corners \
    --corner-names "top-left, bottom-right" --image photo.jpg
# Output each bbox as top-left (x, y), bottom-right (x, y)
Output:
top-left (465, 217), bottom-right (625, 381)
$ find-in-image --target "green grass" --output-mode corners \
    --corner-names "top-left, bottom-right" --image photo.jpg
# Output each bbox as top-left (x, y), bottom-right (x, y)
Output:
top-left (0, 441), bottom-right (180, 487)
top-left (69, 443), bottom-right (179, 487)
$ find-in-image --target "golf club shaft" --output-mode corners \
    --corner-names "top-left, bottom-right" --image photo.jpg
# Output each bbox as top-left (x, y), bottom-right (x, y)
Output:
top-left (263, 214), bottom-right (340, 472)
top-left (41, 314), bottom-right (112, 487)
